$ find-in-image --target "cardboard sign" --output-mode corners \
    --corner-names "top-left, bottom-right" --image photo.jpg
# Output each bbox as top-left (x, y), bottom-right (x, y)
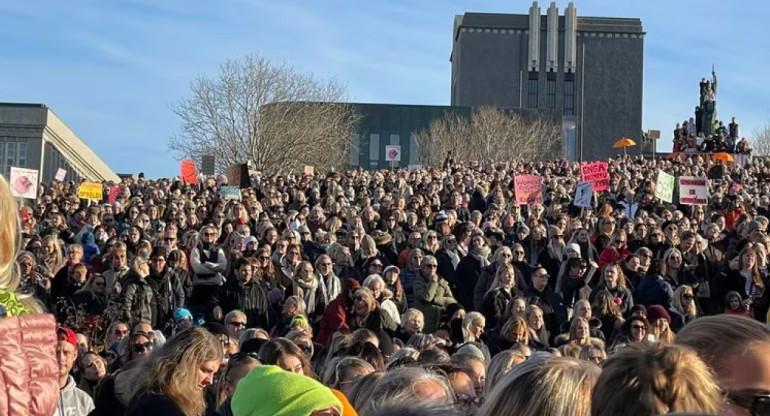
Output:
top-left (654, 171), bottom-right (675, 203)
top-left (55, 168), bottom-right (67, 181)
top-left (574, 181), bottom-right (594, 208)
top-left (302, 166), bottom-right (315, 176)
top-left (201, 155), bottom-right (216, 176)
top-left (227, 164), bottom-right (249, 188)
top-left (513, 175), bottom-right (543, 205)
top-left (181, 159), bottom-right (198, 184)
top-left (385, 145), bottom-right (401, 162)
top-left (78, 182), bottom-right (103, 201)
top-left (580, 162), bottom-right (609, 192)
top-left (9, 167), bottom-right (39, 199)
top-left (219, 186), bottom-right (241, 201)
top-left (108, 186), bottom-right (121, 204)
top-left (679, 176), bottom-right (708, 205)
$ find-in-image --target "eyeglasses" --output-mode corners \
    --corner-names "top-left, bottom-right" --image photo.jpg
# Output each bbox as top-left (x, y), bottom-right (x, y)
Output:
top-left (132, 342), bottom-right (153, 353)
top-left (260, 256), bottom-right (271, 261)
top-left (726, 390), bottom-right (770, 416)
top-left (371, 263), bottom-right (383, 268)
top-left (424, 264), bottom-right (438, 269)
top-left (94, 281), bottom-right (106, 287)
top-left (228, 321), bottom-right (247, 328)
top-left (682, 294), bottom-right (695, 300)
top-left (631, 325), bottom-right (646, 330)
top-left (204, 232), bottom-right (216, 237)
top-left (113, 329), bottom-right (128, 336)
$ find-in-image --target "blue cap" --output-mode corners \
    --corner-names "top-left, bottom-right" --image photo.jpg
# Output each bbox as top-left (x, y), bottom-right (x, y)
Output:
top-left (173, 308), bottom-right (193, 323)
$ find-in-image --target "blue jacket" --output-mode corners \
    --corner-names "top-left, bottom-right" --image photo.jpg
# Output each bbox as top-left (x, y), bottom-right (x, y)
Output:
top-left (636, 273), bottom-right (674, 309)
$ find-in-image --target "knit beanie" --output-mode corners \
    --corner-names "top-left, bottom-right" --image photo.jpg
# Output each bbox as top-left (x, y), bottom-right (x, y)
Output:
top-left (232, 365), bottom-right (342, 416)
top-left (646, 305), bottom-right (671, 323)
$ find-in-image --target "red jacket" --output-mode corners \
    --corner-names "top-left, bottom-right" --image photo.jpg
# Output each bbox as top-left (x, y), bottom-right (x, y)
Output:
top-left (316, 294), bottom-right (352, 346)
top-left (0, 313), bottom-right (59, 416)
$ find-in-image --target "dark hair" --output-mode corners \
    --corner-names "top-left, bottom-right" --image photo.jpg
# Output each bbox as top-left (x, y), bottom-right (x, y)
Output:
top-left (258, 338), bottom-right (315, 378)
top-left (343, 342), bottom-right (385, 372)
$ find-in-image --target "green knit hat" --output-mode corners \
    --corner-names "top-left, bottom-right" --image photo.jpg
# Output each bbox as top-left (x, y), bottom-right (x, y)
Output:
top-left (232, 365), bottom-right (342, 416)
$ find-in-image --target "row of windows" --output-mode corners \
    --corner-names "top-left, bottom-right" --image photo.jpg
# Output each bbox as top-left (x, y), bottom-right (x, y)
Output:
top-left (527, 77), bottom-right (575, 116)
top-left (0, 142), bottom-right (28, 176)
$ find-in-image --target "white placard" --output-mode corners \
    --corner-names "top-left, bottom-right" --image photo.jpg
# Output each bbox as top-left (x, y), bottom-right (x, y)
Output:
top-left (679, 176), bottom-right (708, 205)
top-left (55, 168), bottom-right (67, 181)
top-left (9, 167), bottom-right (39, 199)
top-left (385, 145), bottom-right (401, 162)
top-left (574, 181), bottom-right (593, 208)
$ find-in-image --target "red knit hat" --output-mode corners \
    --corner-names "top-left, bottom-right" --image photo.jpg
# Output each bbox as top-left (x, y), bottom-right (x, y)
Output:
top-left (646, 305), bottom-right (671, 323)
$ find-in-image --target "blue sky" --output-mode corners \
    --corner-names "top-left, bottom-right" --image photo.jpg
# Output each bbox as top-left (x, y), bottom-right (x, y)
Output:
top-left (0, 0), bottom-right (767, 178)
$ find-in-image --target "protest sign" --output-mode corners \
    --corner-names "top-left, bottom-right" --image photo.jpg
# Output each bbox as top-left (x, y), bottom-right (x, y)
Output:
top-left (385, 145), bottom-right (401, 162)
top-left (9, 167), bottom-right (38, 199)
top-left (55, 168), bottom-right (67, 181)
top-left (654, 171), bottom-right (675, 203)
top-left (514, 175), bottom-right (543, 205)
top-left (302, 166), bottom-right (314, 176)
top-left (580, 162), bottom-right (609, 192)
top-left (574, 181), bottom-right (594, 208)
top-left (227, 164), bottom-right (250, 188)
top-left (679, 176), bottom-right (708, 205)
top-left (219, 186), bottom-right (241, 201)
top-left (181, 159), bottom-right (198, 184)
top-left (108, 186), bottom-right (121, 204)
top-left (78, 182), bottom-right (103, 201)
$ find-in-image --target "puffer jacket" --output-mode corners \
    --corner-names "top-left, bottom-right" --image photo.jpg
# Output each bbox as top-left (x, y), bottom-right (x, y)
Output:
top-left (0, 313), bottom-right (59, 416)
top-left (121, 270), bottom-right (157, 326)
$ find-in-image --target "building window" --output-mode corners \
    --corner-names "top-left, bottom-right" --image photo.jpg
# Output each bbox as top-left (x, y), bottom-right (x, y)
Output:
top-left (6, 142), bottom-right (15, 170)
top-left (546, 79), bottom-right (556, 109)
top-left (564, 80), bottom-right (575, 115)
top-left (527, 75), bottom-right (539, 109)
top-left (17, 143), bottom-right (26, 168)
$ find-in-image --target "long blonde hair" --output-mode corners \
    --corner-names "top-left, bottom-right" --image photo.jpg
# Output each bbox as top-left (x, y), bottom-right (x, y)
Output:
top-left (0, 176), bottom-right (41, 313)
top-left (130, 327), bottom-right (223, 415)
top-left (477, 356), bottom-right (599, 416)
top-left (672, 285), bottom-right (697, 317)
top-left (592, 342), bottom-right (721, 416)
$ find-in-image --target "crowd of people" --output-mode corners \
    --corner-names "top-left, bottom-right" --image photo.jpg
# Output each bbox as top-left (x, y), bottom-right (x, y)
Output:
top-left (4, 151), bottom-right (770, 416)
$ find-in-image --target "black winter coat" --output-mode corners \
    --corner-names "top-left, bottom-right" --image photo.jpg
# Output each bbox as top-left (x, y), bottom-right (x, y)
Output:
top-left (211, 278), bottom-right (271, 329)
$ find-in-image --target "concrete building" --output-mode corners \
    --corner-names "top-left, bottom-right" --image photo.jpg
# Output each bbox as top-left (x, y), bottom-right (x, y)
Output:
top-left (349, 103), bottom-right (471, 170)
top-left (451, 2), bottom-right (648, 161)
top-left (0, 103), bottom-right (118, 184)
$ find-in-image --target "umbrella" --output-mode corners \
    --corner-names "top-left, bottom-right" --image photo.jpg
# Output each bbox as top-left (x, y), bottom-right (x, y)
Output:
top-left (613, 138), bottom-right (637, 157)
top-left (713, 152), bottom-right (734, 163)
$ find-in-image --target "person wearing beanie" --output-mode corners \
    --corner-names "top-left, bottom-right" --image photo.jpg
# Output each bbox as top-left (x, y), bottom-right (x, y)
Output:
top-left (173, 308), bottom-right (194, 331)
top-left (231, 365), bottom-right (342, 416)
top-left (646, 305), bottom-right (674, 343)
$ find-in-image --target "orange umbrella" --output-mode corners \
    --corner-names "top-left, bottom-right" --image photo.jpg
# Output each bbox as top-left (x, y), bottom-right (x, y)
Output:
top-left (713, 152), bottom-right (734, 163)
top-left (613, 137), bottom-right (637, 156)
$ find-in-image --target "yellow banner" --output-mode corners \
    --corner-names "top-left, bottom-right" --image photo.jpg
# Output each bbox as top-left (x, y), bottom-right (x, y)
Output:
top-left (78, 182), bottom-right (103, 201)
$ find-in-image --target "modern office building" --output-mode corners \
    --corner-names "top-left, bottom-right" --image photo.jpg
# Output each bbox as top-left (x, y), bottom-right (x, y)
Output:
top-left (451, 2), bottom-right (648, 161)
top-left (0, 103), bottom-right (119, 183)
top-left (349, 103), bottom-right (471, 170)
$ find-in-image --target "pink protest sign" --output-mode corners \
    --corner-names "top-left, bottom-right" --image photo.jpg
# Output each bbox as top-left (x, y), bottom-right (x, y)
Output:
top-left (514, 175), bottom-right (543, 205)
top-left (580, 162), bottom-right (609, 192)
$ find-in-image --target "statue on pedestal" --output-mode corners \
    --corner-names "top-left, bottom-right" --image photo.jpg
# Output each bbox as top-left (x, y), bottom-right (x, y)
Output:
top-left (698, 66), bottom-right (717, 136)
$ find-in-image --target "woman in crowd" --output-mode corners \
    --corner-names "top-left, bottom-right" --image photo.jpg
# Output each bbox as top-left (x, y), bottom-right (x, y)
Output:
top-left (591, 291), bottom-right (624, 343)
top-left (286, 260), bottom-right (328, 321)
top-left (413, 255), bottom-right (456, 333)
top-left (482, 262), bottom-right (524, 329)
top-left (588, 264), bottom-right (634, 316)
top-left (125, 328), bottom-right (222, 416)
top-left (647, 305), bottom-right (674, 343)
top-left (258, 338), bottom-right (315, 378)
top-left (395, 308), bottom-right (425, 344)
top-left (363, 274), bottom-right (401, 326)
top-left (215, 351), bottom-right (261, 416)
top-left (669, 285), bottom-right (698, 331)
top-left (72, 273), bottom-right (108, 318)
top-left (525, 305), bottom-right (549, 350)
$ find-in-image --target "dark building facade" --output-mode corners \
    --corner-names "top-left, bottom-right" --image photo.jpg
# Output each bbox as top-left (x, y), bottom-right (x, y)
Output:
top-left (451, 2), bottom-right (647, 161)
top-left (348, 103), bottom-right (471, 170)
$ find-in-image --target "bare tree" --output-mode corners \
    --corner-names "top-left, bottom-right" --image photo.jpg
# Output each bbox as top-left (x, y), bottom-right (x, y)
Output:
top-left (415, 106), bottom-right (562, 167)
top-left (752, 119), bottom-right (770, 156)
top-left (169, 54), bottom-right (360, 174)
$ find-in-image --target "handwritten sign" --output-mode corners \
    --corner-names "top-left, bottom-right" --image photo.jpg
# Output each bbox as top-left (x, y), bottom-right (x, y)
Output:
top-left (679, 176), bottom-right (708, 205)
top-left (514, 175), bottom-right (543, 205)
top-left (574, 181), bottom-right (594, 208)
top-left (78, 182), bottom-right (103, 201)
top-left (9, 167), bottom-right (39, 199)
top-left (654, 171), bottom-right (675, 203)
top-left (580, 162), bottom-right (609, 192)
top-left (219, 186), bottom-right (241, 201)
top-left (55, 168), bottom-right (67, 181)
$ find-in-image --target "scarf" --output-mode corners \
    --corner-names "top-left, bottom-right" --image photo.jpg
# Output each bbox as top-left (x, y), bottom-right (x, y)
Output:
top-left (548, 242), bottom-right (565, 263)
top-left (294, 275), bottom-right (326, 315)
top-left (471, 246), bottom-right (491, 268)
top-left (446, 249), bottom-right (461, 269)
top-left (322, 272), bottom-right (341, 301)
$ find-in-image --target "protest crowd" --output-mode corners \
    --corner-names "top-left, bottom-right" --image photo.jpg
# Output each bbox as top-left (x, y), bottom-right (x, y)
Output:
top-left (4, 150), bottom-right (770, 416)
